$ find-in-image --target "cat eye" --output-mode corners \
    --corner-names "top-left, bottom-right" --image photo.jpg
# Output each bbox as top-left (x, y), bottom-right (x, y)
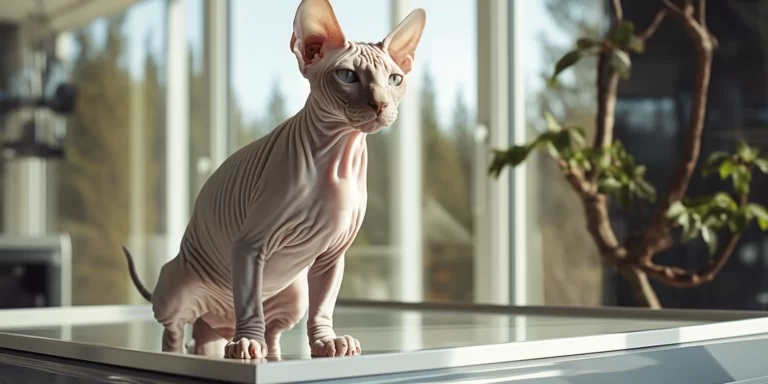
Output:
top-left (336, 69), bottom-right (358, 83)
top-left (389, 74), bottom-right (403, 86)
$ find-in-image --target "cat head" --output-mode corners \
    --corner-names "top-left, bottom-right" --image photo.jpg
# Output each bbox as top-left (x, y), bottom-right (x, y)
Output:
top-left (290, 0), bottom-right (426, 134)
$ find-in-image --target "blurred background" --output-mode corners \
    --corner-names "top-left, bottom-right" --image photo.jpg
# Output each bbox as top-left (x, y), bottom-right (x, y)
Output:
top-left (0, 0), bottom-right (766, 313)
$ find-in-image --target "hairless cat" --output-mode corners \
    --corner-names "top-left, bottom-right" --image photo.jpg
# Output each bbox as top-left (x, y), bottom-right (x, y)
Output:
top-left (121, 0), bottom-right (426, 360)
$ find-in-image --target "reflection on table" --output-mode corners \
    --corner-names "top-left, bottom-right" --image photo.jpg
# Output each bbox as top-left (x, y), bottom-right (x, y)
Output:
top-left (0, 306), bottom-right (707, 361)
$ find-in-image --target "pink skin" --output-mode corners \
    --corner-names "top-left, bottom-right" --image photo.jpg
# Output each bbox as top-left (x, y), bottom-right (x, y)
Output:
top-left (122, 0), bottom-right (426, 360)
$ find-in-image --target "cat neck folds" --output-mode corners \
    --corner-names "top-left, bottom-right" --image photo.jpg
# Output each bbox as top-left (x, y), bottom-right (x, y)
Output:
top-left (296, 96), bottom-right (368, 155)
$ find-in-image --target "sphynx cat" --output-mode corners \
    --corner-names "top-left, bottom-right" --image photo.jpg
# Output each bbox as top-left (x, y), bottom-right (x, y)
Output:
top-left (121, 0), bottom-right (426, 360)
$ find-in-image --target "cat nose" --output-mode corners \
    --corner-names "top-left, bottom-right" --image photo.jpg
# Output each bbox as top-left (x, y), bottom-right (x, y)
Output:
top-left (369, 101), bottom-right (388, 115)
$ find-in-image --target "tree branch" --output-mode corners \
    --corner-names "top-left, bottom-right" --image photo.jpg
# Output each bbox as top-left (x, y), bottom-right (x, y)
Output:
top-left (640, 9), bottom-right (667, 41)
top-left (558, 160), bottom-right (626, 264)
top-left (590, 0), bottom-right (631, 182)
top-left (657, 0), bottom-right (713, 208)
top-left (612, 0), bottom-right (624, 22)
top-left (628, 0), bottom-right (715, 258)
top-left (661, 0), bottom-right (684, 16)
top-left (641, 190), bottom-right (747, 288)
top-left (638, 230), bottom-right (740, 288)
top-left (590, 51), bottom-right (620, 180)
top-left (558, 159), bottom-right (591, 196)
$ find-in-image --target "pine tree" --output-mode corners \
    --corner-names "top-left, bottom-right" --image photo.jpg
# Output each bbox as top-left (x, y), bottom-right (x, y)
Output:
top-left (59, 16), bottom-right (132, 305)
top-left (420, 70), bottom-right (473, 302)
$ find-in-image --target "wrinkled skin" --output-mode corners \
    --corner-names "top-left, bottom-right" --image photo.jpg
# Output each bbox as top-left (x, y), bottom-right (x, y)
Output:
top-left (122, 0), bottom-right (426, 360)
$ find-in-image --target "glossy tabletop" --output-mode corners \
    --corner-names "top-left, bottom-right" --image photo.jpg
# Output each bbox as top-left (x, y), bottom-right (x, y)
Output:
top-left (0, 302), bottom-right (766, 383)
top-left (0, 306), bottom-right (710, 359)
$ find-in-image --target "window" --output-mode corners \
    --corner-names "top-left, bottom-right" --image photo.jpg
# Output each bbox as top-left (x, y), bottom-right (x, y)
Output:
top-left (412, 0), bottom-right (477, 302)
top-left (50, 0), bottom-right (205, 305)
top-left (522, 0), bottom-right (607, 306)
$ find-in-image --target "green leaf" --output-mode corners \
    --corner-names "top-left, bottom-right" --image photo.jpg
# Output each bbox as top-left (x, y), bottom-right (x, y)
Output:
top-left (627, 35), bottom-right (645, 53)
top-left (703, 214), bottom-right (726, 229)
top-left (634, 165), bottom-right (647, 178)
top-left (755, 157), bottom-right (768, 174)
top-left (610, 21), bottom-right (636, 47)
top-left (576, 38), bottom-right (601, 51)
top-left (678, 212), bottom-right (691, 235)
top-left (634, 179), bottom-right (656, 202)
top-left (609, 49), bottom-right (632, 79)
top-left (597, 149), bottom-right (612, 169)
top-left (544, 112), bottom-right (562, 132)
top-left (551, 130), bottom-right (571, 153)
top-left (488, 145), bottom-right (532, 177)
top-left (705, 151), bottom-right (730, 165)
top-left (682, 213), bottom-right (702, 242)
top-left (712, 192), bottom-right (738, 211)
top-left (549, 50), bottom-right (584, 86)
top-left (701, 225), bottom-right (718, 256)
top-left (732, 165), bottom-right (751, 197)
top-left (746, 203), bottom-right (768, 230)
top-left (598, 177), bottom-right (623, 194)
top-left (718, 159), bottom-right (736, 179)
top-left (568, 126), bottom-right (586, 147)
top-left (666, 201), bottom-right (687, 220)
top-left (736, 140), bottom-right (759, 163)
top-left (546, 142), bottom-right (560, 158)
top-left (531, 131), bottom-right (555, 149)
top-left (728, 210), bottom-right (749, 234)
top-left (702, 151), bottom-right (730, 176)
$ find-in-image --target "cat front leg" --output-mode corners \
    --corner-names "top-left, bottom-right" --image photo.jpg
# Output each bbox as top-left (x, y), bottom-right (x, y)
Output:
top-left (307, 255), bottom-right (361, 357)
top-left (225, 238), bottom-right (268, 359)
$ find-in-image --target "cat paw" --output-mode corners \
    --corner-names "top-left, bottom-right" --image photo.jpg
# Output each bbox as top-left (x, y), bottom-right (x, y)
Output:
top-left (224, 338), bottom-right (268, 359)
top-left (311, 335), bottom-right (361, 357)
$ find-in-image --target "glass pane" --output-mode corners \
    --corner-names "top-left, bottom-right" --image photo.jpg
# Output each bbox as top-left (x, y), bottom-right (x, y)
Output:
top-left (52, 0), bottom-right (204, 305)
top-left (523, 0), bottom-right (608, 307)
top-left (412, 0), bottom-right (477, 302)
top-left (188, 0), bottom-right (210, 202)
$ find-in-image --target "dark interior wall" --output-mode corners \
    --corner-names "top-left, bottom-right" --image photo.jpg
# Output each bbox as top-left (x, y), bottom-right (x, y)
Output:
top-left (601, 0), bottom-right (768, 309)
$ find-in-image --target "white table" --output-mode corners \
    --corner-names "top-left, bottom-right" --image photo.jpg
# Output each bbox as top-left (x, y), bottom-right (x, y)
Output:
top-left (0, 301), bottom-right (766, 383)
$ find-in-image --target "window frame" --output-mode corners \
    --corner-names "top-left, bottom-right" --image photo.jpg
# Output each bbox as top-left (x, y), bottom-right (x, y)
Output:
top-left (205, 0), bottom-right (230, 168)
top-left (165, 0), bottom-right (190, 262)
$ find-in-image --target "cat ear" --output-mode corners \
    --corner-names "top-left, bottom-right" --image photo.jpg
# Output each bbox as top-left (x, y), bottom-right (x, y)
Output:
top-left (381, 8), bottom-right (426, 75)
top-left (290, 0), bottom-right (347, 75)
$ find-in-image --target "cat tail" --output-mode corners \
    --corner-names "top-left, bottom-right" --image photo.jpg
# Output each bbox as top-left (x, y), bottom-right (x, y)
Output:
top-left (121, 245), bottom-right (153, 302)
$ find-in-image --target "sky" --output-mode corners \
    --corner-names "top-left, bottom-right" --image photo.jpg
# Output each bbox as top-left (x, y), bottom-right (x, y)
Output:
top-left (63, 0), bottom-right (563, 130)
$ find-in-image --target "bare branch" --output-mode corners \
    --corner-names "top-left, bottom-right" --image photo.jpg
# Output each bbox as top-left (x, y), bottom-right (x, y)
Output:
top-left (661, 0), bottom-right (684, 15)
top-left (634, 0), bottom-right (716, 255)
top-left (639, 230), bottom-right (740, 288)
top-left (640, 8), bottom-right (668, 41)
top-left (619, 267), bottom-right (661, 308)
top-left (590, 53), bottom-right (620, 185)
top-left (612, 0), bottom-right (624, 22)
